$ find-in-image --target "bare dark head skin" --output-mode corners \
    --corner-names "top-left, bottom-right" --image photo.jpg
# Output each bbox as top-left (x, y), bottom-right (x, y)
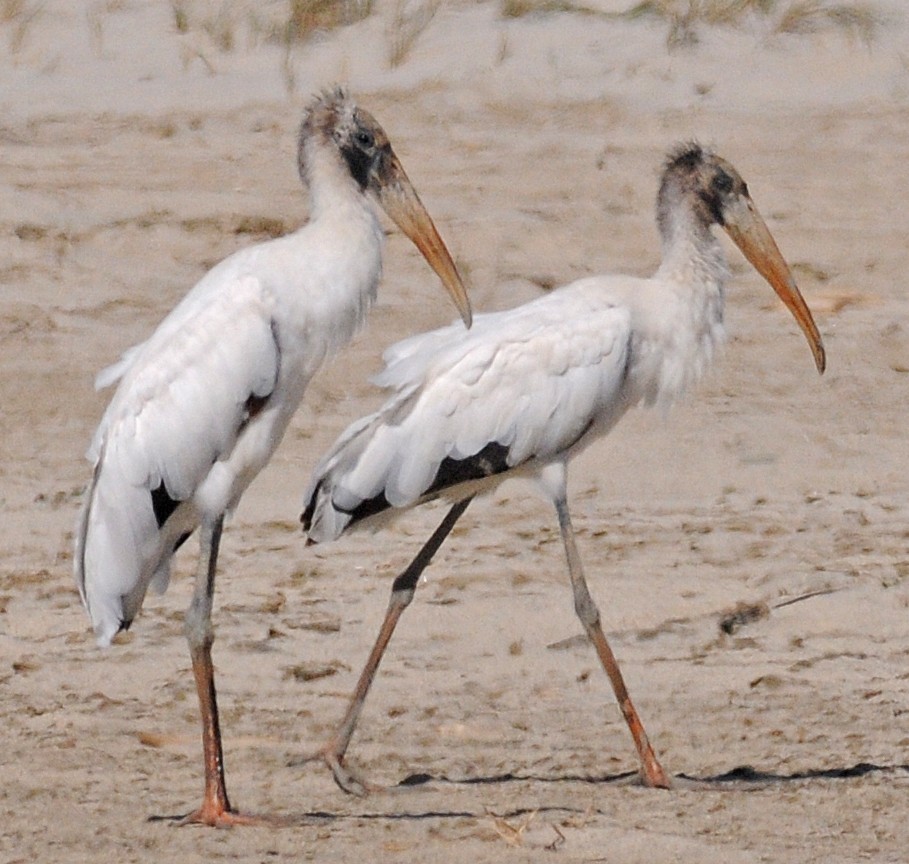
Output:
top-left (658, 143), bottom-right (825, 374)
top-left (659, 143), bottom-right (750, 229)
top-left (298, 89), bottom-right (393, 193)
top-left (296, 88), bottom-right (472, 328)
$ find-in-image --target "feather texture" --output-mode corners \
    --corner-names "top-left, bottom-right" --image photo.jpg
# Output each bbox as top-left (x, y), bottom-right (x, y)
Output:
top-left (302, 146), bottom-right (820, 544)
top-left (74, 90), bottom-right (404, 646)
top-left (303, 278), bottom-right (642, 542)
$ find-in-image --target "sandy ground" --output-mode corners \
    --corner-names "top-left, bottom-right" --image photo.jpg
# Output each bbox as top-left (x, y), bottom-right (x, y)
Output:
top-left (2, 1), bottom-right (909, 861)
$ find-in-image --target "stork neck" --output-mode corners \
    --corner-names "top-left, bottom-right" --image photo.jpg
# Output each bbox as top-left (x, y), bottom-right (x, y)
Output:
top-left (287, 140), bottom-right (384, 370)
top-left (654, 206), bottom-right (728, 298)
top-left (303, 137), bottom-right (368, 221)
top-left (296, 136), bottom-right (384, 325)
top-left (631, 205), bottom-right (727, 408)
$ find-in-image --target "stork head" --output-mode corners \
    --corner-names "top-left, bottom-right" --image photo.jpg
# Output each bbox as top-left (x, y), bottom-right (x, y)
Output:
top-left (299, 88), bottom-right (472, 329)
top-left (659, 143), bottom-right (825, 374)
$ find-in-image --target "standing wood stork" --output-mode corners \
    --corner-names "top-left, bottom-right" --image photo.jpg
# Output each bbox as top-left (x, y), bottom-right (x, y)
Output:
top-left (300, 143), bottom-right (826, 795)
top-left (74, 87), bottom-right (472, 827)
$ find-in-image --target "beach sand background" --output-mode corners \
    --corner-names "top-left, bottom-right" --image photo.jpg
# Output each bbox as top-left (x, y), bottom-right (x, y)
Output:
top-left (1, 1), bottom-right (908, 860)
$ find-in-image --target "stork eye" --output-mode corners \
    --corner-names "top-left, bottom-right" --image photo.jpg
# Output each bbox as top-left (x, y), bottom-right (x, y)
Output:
top-left (354, 129), bottom-right (374, 150)
top-left (713, 170), bottom-right (734, 194)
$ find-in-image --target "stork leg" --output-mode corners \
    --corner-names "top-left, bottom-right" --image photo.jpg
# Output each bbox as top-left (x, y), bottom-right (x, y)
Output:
top-left (553, 495), bottom-right (671, 789)
top-left (180, 516), bottom-right (265, 826)
top-left (294, 497), bottom-right (473, 796)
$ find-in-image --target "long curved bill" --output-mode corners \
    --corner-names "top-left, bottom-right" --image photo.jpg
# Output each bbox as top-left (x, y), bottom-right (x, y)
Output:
top-left (724, 197), bottom-right (825, 374)
top-left (374, 152), bottom-right (472, 329)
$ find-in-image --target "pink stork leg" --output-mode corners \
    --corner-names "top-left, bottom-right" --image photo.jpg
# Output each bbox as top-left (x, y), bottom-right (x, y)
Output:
top-left (180, 516), bottom-right (272, 826)
top-left (553, 495), bottom-right (671, 789)
top-left (294, 497), bottom-right (473, 796)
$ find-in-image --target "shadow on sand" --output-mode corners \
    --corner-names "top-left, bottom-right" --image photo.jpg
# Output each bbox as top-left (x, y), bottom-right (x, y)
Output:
top-left (149, 762), bottom-right (909, 827)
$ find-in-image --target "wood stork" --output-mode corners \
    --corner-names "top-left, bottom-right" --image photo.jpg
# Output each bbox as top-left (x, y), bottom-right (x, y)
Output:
top-left (300, 143), bottom-right (826, 795)
top-left (74, 87), bottom-right (472, 826)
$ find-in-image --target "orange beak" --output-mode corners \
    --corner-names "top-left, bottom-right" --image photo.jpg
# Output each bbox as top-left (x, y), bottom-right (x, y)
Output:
top-left (373, 151), bottom-right (472, 329)
top-left (723, 196), bottom-right (825, 374)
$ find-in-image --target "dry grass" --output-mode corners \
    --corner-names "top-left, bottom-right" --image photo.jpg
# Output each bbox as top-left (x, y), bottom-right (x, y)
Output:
top-left (164, 0), bottom-right (376, 88)
top-left (386, 0), bottom-right (441, 67)
top-left (167, 0), bottom-right (372, 54)
top-left (169, 1), bottom-right (248, 52)
top-left (0, 0), bottom-right (29, 21)
top-left (281, 0), bottom-right (373, 43)
top-left (0, 0), bottom-right (42, 54)
top-left (500, 0), bottom-right (598, 18)
top-left (619, 0), bottom-right (883, 48)
top-left (170, 0), bottom-right (190, 33)
top-left (775, 0), bottom-right (880, 41)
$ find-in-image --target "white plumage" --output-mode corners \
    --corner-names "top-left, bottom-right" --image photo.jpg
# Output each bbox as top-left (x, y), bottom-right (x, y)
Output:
top-left (300, 143), bottom-right (825, 796)
top-left (80, 272), bottom-right (285, 641)
top-left (73, 87), bottom-right (471, 826)
top-left (306, 283), bottom-right (635, 532)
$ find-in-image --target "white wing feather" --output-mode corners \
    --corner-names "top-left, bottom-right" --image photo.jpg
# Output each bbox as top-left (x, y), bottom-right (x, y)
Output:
top-left (305, 279), bottom-right (635, 542)
top-left (76, 275), bottom-right (281, 645)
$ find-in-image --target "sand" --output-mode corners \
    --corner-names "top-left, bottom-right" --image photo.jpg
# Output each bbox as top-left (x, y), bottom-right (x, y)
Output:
top-left (1, 1), bottom-right (908, 860)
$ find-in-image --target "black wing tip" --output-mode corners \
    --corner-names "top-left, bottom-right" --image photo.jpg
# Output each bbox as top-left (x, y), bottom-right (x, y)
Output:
top-left (426, 442), bottom-right (510, 498)
top-left (346, 492), bottom-right (392, 529)
top-left (300, 482), bottom-right (320, 532)
top-left (301, 442), bottom-right (512, 540)
top-left (150, 481), bottom-right (180, 529)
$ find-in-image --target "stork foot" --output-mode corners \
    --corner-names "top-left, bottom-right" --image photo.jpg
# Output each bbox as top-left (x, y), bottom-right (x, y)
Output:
top-left (640, 760), bottom-right (673, 790)
top-left (151, 801), bottom-right (283, 827)
top-left (289, 744), bottom-right (380, 798)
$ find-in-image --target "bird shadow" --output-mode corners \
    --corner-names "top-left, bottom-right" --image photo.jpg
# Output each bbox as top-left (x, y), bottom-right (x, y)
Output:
top-left (394, 759), bottom-right (909, 791)
top-left (147, 761), bottom-right (909, 828)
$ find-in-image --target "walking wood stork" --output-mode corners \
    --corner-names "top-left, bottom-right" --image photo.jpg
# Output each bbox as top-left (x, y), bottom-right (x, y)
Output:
top-left (300, 143), bottom-right (826, 795)
top-left (74, 87), bottom-right (472, 826)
